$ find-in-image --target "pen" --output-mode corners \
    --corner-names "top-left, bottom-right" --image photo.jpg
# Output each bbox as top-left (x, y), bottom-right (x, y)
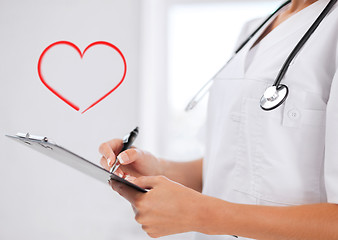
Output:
top-left (110, 126), bottom-right (139, 173)
top-left (109, 128), bottom-right (238, 237)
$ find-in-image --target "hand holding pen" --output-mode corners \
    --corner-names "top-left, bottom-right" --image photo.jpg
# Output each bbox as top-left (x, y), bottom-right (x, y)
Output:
top-left (98, 127), bottom-right (240, 238)
top-left (109, 126), bottom-right (139, 173)
top-left (99, 127), bottom-right (163, 179)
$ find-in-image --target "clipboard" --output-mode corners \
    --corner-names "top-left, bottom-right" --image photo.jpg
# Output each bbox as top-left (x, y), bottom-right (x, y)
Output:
top-left (5, 133), bottom-right (147, 193)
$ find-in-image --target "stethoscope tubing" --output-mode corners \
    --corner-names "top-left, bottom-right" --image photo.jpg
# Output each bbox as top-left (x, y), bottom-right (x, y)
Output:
top-left (274, 0), bottom-right (338, 87)
top-left (185, 64), bottom-right (228, 111)
top-left (234, 0), bottom-right (291, 55)
top-left (185, 0), bottom-right (337, 112)
top-left (185, 0), bottom-right (292, 112)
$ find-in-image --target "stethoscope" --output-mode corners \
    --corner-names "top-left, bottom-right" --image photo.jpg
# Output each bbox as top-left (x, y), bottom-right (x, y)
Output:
top-left (185, 0), bottom-right (337, 112)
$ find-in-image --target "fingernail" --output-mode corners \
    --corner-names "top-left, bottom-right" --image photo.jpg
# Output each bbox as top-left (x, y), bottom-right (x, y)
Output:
top-left (117, 172), bottom-right (123, 178)
top-left (117, 152), bottom-right (128, 164)
top-left (107, 158), bottom-right (113, 166)
top-left (125, 175), bottom-right (136, 182)
top-left (108, 179), bottom-right (115, 189)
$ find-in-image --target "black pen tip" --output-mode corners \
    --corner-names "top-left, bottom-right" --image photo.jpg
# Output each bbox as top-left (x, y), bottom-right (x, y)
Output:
top-left (133, 126), bottom-right (139, 134)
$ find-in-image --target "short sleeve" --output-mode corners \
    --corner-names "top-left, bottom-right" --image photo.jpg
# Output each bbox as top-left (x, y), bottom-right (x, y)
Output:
top-left (325, 68), bottom-right (338, 204)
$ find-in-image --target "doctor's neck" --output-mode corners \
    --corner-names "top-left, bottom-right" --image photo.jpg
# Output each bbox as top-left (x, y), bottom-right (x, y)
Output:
top-left (288, 0), bottom-right (318, 13)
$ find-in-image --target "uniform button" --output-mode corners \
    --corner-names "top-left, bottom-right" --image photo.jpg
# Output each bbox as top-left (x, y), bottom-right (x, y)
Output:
top-left (288, 109), bottom-right (301, 120)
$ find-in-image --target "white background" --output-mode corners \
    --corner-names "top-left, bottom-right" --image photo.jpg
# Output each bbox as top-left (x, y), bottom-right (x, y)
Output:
top-left (0, 0), bottom-right (278, 239)
top-left (0, 1), bottom-right (146, 239)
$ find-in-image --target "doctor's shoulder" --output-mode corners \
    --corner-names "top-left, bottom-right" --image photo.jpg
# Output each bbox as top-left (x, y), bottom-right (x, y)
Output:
top-left (233, 17), bottom-right (264, 51)
top-left (324, 2), bottom-right (338, 66)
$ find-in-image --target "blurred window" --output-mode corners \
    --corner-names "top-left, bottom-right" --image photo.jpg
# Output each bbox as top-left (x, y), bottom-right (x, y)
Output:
top-left (165, 1), bottom-right (280, 159)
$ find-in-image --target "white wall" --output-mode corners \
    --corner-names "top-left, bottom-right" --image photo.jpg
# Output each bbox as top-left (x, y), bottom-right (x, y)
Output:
top-left (0, 0), bottom-right (148, 239)
top-left (0, 0), bottom-right (279, 239)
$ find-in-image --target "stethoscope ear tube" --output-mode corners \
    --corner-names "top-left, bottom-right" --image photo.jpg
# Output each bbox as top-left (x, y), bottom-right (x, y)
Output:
top-left (272, 0), bottom-right (338, 88)
top-left (185, 0), bottom-right (292, 112)
top-left (234, 0), bottom-right (291, 55)
top-left (260, 0), bottom-right (337, 111)
top-left (185, 0), bottom-right (337, 112)
top-left (185, 63), bottom-right (229, 112)
top-left (185, 78), bottom-right (214, 112)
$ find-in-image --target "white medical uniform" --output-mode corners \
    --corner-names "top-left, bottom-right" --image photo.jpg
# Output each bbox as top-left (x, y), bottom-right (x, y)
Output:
top-left (194, 1), bottom-right (338, 239)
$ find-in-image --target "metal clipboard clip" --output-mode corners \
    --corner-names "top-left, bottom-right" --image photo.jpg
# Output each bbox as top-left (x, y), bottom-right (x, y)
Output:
top-left (16, 133), bottom-right (49, 142)
top-left (16, 133), bottom-right (54, 150)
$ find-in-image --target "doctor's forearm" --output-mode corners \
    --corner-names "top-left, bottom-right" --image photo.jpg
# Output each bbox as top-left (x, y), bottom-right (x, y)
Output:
top-left (160, 158), bottom-right (203, 192)
top-left (197, 197), bottom-right (338, 240)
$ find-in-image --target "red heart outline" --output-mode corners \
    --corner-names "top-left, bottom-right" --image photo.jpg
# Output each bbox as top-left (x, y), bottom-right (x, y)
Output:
top-left (37, 41), bottom-right (127, 114)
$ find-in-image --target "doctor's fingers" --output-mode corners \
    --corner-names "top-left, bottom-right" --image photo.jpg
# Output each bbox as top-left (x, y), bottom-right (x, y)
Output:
top-left (99, 156), bottom-right (125, 178)
top-left (132, 204), bottom-right (138, 214)
top-left (100, 156), bottom-right (109, 170)
top-left (117, 148), bottom-right (144, 165)
top-left (108, 179), bottom-right (143, 205)
top-left (99, 139), bottom-right (123, 167)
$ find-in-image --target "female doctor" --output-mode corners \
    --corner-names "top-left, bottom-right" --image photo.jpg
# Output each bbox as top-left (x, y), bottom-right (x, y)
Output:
top-left (99, 0), bottom-right (338, 239)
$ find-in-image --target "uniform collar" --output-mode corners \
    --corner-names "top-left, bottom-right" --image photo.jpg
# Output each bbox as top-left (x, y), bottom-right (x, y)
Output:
top-left (242, 0), bottom-right (327, 74)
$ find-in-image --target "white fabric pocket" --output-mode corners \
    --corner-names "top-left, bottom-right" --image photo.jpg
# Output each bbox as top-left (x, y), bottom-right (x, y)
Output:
top-left (232, 93), bottom-right (326, 205)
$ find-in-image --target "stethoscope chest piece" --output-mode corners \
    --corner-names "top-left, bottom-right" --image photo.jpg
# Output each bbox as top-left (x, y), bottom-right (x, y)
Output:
top-left (260, 84), bottom-right (289, 111)
top-left (185, 0), bottom-right (337, 112)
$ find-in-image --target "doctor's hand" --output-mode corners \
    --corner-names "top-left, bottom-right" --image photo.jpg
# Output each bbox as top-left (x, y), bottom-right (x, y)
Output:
top-left (108, 175), bottom-right (204, 238)
top-left (99, 139), bottom-right (164, 179)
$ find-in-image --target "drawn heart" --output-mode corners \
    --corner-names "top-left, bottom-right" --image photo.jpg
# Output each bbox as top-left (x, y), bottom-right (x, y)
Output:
top-left (37, 41), bottom-right (127, 114)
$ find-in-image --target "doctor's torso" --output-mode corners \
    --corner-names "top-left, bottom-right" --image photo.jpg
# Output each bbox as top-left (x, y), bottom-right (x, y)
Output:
top-left (194, 1), bottom-right (338, 240)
